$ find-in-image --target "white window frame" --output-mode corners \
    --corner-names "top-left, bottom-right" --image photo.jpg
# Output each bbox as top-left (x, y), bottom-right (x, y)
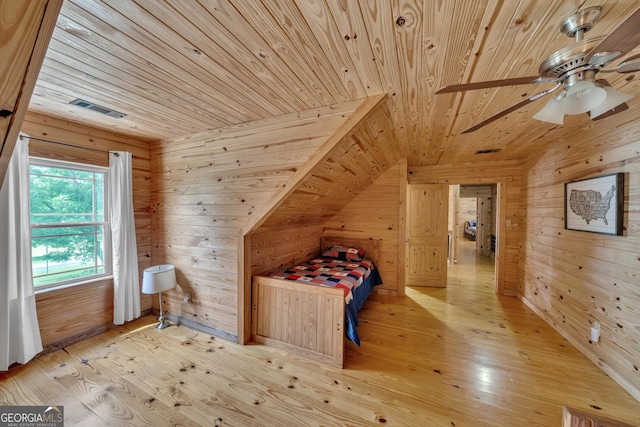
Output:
top-left (29, 157), bottom-right (112, 291)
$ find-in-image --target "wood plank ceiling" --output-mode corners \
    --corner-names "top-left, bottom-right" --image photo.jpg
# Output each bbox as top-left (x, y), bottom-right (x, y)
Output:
top-left (28, 0), bottom-right (640, 166)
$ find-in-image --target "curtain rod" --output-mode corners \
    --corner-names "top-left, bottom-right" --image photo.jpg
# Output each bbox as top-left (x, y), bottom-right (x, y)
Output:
top-left (20, 135), bottom-right (131, 157)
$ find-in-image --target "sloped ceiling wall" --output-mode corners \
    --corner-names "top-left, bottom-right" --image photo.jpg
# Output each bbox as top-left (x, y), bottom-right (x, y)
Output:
top-left (246, 95), bottom-right (399, 233)
top-left (0, 0), bottom-right (61, 184)
top-left (151, 96), bottom-right (396, 338)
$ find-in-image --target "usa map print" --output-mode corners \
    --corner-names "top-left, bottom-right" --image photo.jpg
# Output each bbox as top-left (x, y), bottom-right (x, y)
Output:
top-left (565, 173), bottom-right (623, 235)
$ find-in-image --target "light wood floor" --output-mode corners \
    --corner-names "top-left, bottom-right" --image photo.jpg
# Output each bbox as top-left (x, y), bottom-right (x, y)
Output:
top-left (2, 240), bottom-right (640, 426)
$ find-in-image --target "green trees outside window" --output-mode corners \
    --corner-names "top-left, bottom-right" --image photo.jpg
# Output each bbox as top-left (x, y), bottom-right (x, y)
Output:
top-left (29, 159), bottom-right (110, 288)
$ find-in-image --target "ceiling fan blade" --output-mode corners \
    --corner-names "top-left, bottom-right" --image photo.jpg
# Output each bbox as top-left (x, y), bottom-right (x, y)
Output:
top-left (436, 76), bottom-right (548, 94)
top-left (461, 97), bottom-right (536, 134)
top-left (591, 102), bottom-right (629, 120)
top-left (595, 78), bottom-right (612, 87)
top-left (589, 79), bottom-right (630, 120)
top-left (584, 6), bottom-right (640, 64)
top-left (616, 53), bottom-right (640, 73)
top-left (461, 84), bottom-right (560, 133)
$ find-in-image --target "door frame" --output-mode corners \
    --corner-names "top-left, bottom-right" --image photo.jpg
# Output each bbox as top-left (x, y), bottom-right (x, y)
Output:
top-left (403, 173), bottom-right (508, 295)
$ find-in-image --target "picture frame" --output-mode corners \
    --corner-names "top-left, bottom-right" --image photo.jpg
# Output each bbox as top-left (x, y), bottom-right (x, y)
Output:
top-left (564, 173), bottom-right (624, 236)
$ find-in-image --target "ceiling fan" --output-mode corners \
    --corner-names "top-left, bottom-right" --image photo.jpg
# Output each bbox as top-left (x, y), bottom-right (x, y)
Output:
top-left (436, 6), bottom-right (640, 133)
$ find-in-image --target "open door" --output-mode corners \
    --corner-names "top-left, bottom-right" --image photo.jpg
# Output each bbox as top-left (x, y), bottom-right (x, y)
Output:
top-left (406, 184), bottom-right (449, 287)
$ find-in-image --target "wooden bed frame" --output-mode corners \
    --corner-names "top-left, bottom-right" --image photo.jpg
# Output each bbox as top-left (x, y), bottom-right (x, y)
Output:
top-left (251, 236), bottom-right (379, 368)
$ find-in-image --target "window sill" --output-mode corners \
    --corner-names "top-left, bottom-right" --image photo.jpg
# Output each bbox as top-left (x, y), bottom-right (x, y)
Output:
top-left (34, 275), bottom-right (114, 295)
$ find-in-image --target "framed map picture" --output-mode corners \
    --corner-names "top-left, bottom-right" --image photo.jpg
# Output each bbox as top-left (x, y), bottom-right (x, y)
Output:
top-left (565, 173), bottom-right (624, 235)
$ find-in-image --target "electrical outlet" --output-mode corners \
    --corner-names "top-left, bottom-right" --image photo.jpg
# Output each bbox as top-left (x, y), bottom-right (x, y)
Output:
top-left (591, 321), bottom-right (601, 342)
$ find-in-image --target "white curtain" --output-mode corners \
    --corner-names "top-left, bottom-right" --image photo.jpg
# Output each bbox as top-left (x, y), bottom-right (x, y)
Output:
top-left (109, 151), bottom-right (140, 325)
top-left (0, 135), bottom-right (43, 371)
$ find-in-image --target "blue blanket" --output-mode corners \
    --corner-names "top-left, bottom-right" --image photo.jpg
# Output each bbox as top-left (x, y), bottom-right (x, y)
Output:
top-left (345, 265), bottom-right (382, 346)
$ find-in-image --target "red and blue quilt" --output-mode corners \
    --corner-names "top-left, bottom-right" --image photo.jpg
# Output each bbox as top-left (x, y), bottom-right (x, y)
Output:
top-left (271, 257), bottom-right (374, 304)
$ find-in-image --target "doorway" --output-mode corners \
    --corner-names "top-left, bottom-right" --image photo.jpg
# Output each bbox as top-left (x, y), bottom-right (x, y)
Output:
top-left (448, 184), bottom-right (497, 281)
top-left (404, 181), bottom-right (505, 293)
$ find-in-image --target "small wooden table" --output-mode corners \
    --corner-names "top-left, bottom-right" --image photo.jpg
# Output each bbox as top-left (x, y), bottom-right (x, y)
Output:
top-left (563, 406), bottom-right (638, 427)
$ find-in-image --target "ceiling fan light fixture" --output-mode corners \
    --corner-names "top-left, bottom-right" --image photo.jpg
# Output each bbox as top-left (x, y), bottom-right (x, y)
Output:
top-left (433, 5), bottom-right (640, 132)
top-left (590, 85), bottom-right (633, 118)
top-left (532, 96), bottom-right (564, 124)
top-left (559, 80), bottom-right (606, 114)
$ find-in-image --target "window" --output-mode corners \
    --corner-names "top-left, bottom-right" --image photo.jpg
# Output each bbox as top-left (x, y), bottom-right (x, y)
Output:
top-left (29, 158), bottom-right (111, 290)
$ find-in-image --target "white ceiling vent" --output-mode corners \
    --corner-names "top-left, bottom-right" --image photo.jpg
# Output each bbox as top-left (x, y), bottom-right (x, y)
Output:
top-left (69, 99), bottom-right (127, 119)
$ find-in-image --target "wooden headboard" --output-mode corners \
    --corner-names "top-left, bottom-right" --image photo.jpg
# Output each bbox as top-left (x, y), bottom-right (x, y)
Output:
top-left (320, 236), bottom-right (380, 265)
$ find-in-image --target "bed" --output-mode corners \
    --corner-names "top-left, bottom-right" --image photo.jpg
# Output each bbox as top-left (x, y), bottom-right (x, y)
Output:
top-left (464, 220), bottom-right (477, 240)
top-left (251, 236), bottom-right (381, 368)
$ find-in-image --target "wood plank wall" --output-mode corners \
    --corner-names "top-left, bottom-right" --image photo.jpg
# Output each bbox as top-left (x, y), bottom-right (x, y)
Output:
top-left (322, 159), bottom-right (407, 296)
top-left (458, 194), bottom-right (477, 224)
top-left (519, 114), bottom-right (640, 401)
top-left (247, 102), bottom-right (402, 273)
top-left (150, 100), bottom-right (364, 338)
top-left (408, 161), bottom-right (523, 295)
top-left (251, 224), bottom-right (324, 277)
top-left (19, 112), bottom-right (152, 350)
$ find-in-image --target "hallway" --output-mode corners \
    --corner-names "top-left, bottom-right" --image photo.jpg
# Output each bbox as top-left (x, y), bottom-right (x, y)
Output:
top-left (449, 238), bottom-right (495, 289)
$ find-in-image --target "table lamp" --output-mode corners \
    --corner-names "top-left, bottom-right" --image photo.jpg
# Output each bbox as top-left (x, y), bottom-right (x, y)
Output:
top-left (142, 264), bottom-right (177, 329)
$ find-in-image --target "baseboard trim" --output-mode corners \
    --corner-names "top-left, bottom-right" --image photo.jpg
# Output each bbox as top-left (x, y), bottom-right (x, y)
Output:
top-left (38, 308), bottom-right (153, 357)
top-left (520, 295), bottom-right (640, 403)
top-left (163, 312), bottom-right (238, 343)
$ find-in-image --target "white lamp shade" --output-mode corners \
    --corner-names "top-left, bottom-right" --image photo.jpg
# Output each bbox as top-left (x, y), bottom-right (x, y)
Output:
top-left (560, 80), bottom-right (606, 115)
top-left (532, 96), bottom-right (564, 125)
top-left (142, 264), bottom-right (177, 294)
top-left (590, 86), bottom-right (633, 119)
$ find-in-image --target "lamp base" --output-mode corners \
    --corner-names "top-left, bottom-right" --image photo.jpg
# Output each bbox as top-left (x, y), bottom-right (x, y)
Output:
top-left (155, 320), bottom-right (170, 330)
top-left (155, 291), bottom-right (171, 329)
